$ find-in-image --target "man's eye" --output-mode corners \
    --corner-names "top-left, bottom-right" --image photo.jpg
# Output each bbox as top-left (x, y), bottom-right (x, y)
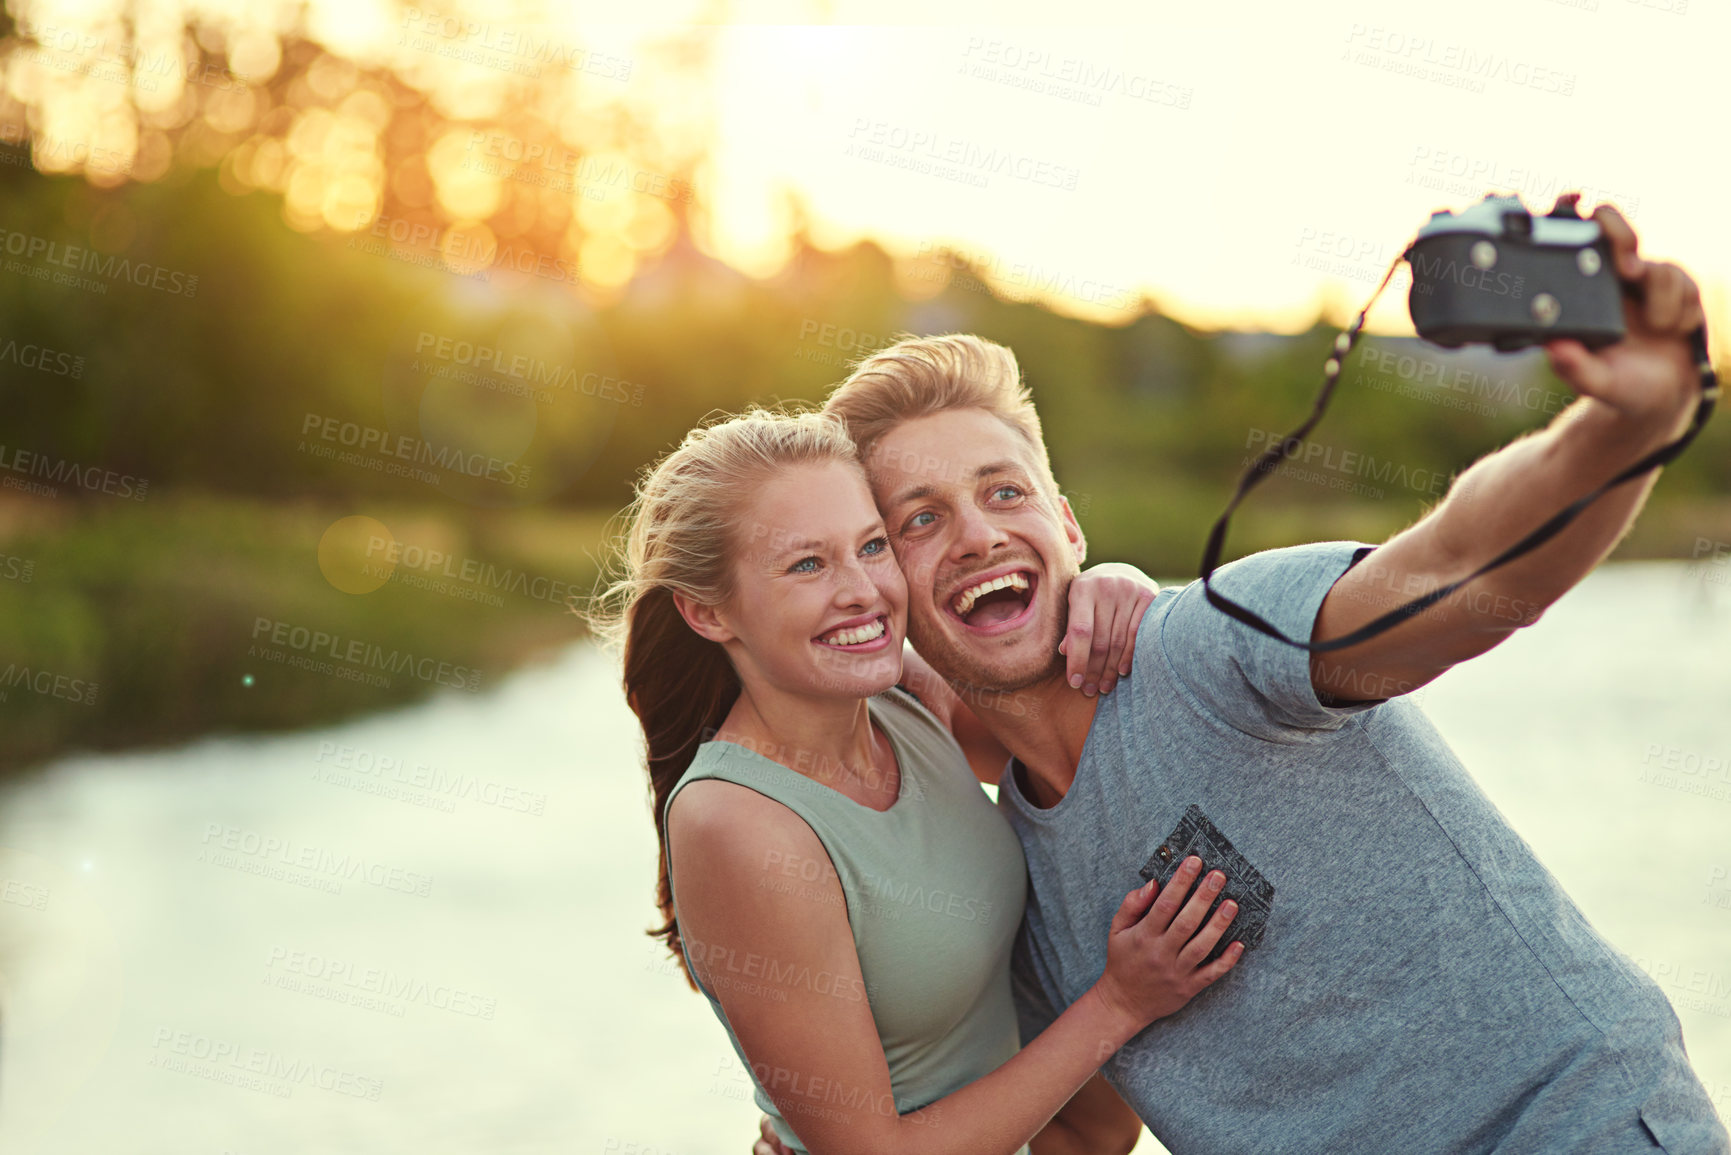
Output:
top-left (789, 556), bottom-right (820, 574)
top-left (992, 485), bottom-right (1023, 501)
top-left (861, 536), bottom-right (891, 557)
top-left (905, 511), bottom-right (937, 532)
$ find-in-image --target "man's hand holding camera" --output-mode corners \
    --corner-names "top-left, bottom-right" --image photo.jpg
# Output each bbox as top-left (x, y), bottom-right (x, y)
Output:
top-left (1543, 199), bottom-right (1705, 442)
top-left (1311, 195), bottom-right (1711, 703)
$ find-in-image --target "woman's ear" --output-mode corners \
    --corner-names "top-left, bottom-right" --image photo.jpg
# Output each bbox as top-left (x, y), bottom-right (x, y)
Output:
top-left (672, 591), bottom-right (734, 644)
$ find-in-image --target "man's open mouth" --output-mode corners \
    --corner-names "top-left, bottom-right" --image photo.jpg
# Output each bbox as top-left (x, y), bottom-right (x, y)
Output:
top-left (947, 567), bottom-right (1038, 632)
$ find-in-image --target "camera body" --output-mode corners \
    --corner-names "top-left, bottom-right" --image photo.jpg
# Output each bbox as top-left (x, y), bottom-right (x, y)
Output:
top-left (1407, 194), bottom-right (1624, 352)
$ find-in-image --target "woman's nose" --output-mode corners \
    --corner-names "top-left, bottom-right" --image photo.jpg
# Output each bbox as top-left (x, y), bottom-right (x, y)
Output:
top-left (832, 556), bottom-right (875, 604)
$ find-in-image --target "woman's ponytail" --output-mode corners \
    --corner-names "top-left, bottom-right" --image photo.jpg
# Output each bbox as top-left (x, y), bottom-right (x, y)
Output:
top-left (586, 408), bottom-right (858, 990)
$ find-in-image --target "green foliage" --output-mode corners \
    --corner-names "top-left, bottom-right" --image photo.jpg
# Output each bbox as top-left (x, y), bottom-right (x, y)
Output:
top-left (2, 163), bottom-right (1727, 771)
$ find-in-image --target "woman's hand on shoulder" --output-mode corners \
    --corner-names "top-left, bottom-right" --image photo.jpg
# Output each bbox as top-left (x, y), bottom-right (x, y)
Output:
top-left (1063, 563), bottom-right (1160, 698)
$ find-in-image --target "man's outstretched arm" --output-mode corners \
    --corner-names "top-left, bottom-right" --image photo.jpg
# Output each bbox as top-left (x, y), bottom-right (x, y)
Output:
top-left (1311, 202), bottom-right (1707, 702)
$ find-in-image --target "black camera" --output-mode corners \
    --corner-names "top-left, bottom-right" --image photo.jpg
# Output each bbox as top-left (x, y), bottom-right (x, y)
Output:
top-left (1407, 194), bottom-right (1624, 352)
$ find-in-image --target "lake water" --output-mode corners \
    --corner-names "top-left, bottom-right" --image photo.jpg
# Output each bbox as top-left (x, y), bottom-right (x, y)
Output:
top-left (2, 561), bottom-right (1728, 1154)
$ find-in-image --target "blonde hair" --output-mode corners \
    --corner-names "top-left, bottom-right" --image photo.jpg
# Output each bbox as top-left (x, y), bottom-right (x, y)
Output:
top-left (821, 332), bottom-right (1058, 493)
top-left (587, 407), bottom-right (860, 990)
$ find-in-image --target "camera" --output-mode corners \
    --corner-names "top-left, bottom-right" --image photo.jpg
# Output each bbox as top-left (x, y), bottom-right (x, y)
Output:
top-left (1407, 194), bottom-right (1624, 352)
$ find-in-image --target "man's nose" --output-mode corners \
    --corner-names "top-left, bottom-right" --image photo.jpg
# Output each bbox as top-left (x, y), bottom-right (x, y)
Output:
top-left (950, 503), bottom-right (1009, 559)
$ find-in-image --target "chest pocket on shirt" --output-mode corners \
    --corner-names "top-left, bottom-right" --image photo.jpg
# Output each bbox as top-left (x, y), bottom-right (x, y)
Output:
top-left (1139, 804), bottom-right (1276, 965)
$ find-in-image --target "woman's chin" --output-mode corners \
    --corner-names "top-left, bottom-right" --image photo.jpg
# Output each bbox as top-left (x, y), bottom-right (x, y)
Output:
top-left (804, 646), bottom-right (904, 698)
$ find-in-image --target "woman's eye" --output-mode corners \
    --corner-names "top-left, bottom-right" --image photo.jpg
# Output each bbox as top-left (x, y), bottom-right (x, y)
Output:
top-left (861, 536), bottom-right (890, 557)
top-left (789, 556), bottom-right (820, 574)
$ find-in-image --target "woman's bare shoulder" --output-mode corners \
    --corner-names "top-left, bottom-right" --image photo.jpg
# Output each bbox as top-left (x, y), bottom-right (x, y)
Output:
top-left (667, 776), bottom-right (826, 873)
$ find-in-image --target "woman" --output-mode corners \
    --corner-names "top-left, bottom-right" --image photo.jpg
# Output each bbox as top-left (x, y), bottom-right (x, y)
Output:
top-left (591, 408), bottom-right (1243, 1154)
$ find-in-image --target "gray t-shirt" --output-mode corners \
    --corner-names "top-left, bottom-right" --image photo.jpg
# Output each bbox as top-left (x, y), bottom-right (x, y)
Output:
top-left (1002, 541), bottom-right (1728, 1155)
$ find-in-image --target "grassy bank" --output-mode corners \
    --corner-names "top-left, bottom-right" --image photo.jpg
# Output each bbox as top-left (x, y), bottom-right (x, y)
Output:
top-left (6, 480), bottom-right (1728, 777)
top-left (0, 491), bottom-right (614, 774)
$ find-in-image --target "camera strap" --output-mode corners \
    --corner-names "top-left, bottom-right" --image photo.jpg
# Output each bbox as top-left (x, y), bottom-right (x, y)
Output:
top-left (1199, 249), bottom-right (1720, 653)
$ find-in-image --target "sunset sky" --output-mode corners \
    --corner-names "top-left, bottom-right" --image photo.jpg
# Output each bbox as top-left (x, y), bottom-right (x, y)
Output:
top-left (10, 0), bottom-right (1728, 336)
top-left (695, 0), bottom-right (1729, 334)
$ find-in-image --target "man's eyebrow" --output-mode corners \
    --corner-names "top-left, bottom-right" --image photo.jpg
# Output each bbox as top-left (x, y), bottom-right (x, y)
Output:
top-left (886, 482), bottom-right (936, 509)
top-left (885, 460), bottom-right (1027, 509)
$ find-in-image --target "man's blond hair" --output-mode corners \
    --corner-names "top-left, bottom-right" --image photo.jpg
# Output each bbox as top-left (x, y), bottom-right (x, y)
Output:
top-left (821, 333), bottom-right (1059, 494)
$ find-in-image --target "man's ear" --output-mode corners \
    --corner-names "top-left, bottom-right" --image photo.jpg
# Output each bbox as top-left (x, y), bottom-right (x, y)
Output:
top-left (1057, 494), bottom-right (1087, 566)
top-left (671, 590), bottom-right (735, 644)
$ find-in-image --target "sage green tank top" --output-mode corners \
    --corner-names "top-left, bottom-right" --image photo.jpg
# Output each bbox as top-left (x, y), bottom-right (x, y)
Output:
top-left (663, 687), bottom-right (1029, 1154)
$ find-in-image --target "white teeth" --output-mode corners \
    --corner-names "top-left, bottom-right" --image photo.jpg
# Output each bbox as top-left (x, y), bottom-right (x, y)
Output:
top-left (951, 571), bottom-right (1031, 617)
top-left (821, 617), bottom-right (886, 647)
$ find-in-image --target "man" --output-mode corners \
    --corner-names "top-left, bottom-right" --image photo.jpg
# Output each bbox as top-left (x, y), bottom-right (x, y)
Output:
top-left (755, 203), bottom-right (1724, 1153)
